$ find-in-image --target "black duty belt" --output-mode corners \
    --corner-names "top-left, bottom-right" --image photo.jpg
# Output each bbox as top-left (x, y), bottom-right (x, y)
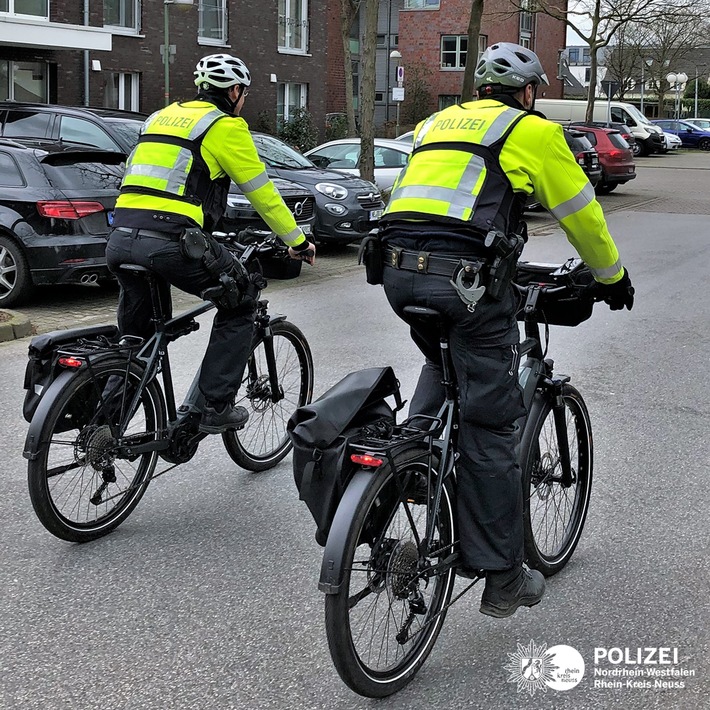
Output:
top-left (114, 227), bottom-right (181, 242)
top-left (384, 247), bottom-right (483, 277)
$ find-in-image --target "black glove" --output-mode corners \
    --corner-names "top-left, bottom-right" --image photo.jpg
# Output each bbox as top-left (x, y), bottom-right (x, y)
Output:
top-left (594, 268), bottom-right (634, 311)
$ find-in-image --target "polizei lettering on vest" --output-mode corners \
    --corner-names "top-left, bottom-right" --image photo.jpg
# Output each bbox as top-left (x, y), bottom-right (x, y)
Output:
top-left (433, 117), bottom-right (487, 132)
top-left (155, 115), bottom-right (195, 129)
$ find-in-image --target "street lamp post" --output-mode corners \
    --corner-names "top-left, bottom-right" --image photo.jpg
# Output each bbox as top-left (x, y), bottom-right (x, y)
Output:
top-left (666, 72), bottom-right (688, 119)
top-left (640, 58), bottom-right (652, 115)
top-left (163, 0), bottom-right (194, 107)
top-left (692, 65), bottom-right (708, 118)
top-left (389, 49), bottom-right (402, 138)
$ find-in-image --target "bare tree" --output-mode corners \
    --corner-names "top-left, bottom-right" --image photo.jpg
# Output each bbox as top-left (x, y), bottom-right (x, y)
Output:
top-left (339, 0), bottom-right (359, 136)
top-left (461, 0), bottom-right (485, 102)
top-left (357, 0), bottom-right (379, 184)
top-left (506, 0), bottom-right (700, 123)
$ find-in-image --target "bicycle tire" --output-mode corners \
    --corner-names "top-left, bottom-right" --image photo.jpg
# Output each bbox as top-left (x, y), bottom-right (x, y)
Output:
top-left (27, 358), bottom-right (166, 542)
top-left (324, 445), bottom-right (456, 698)
top-left (222, 320), bottom-right (313, 472)
top-left (520, 384), bottom-right (593, 576)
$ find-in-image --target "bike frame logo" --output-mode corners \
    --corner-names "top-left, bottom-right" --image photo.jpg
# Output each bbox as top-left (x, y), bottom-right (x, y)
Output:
top-left (504, 640), bottom-right (585, 696)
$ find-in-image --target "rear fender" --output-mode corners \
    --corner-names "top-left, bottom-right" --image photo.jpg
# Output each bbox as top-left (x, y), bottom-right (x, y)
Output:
top-left (318, 469), bottom-right (376, 594)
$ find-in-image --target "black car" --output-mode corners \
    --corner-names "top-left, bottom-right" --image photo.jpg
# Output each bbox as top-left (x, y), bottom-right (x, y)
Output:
top-left (0, 140), bottom-right (125, 307)
top-left (0, 102), bottom-right (147, 154)
top-left (252, 133), bottom-right (384, 245)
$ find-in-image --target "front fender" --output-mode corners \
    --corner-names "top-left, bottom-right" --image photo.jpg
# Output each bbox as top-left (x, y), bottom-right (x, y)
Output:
top-left (318, 469), bottom-right (377, 594)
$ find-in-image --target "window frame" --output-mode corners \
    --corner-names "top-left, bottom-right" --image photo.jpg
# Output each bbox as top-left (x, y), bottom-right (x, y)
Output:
top-left (104, 71), bottom-right (140, 112)
top-left (198, 0), bottom-right (228, 46)
top-left (278, 0), bottom-right (309, 55)
top-left (440, 34), bottom-right (467, 71)
top-left (277, 82), bottom-right (308, 129)
top-left (0, 0), bottom-right (48, 20)
top-left (0, 60), bottom-right (49, 102)
top-left (403, 0), bottom-right (440, 9)
top-left (103, 0), bottom-right (141, 34)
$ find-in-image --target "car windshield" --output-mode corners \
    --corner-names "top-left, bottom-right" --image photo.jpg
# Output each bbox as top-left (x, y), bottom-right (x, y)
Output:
top-left (103, 119), bottom-right (144, 151)
top-left (624, 103), bottom-right (653, 126)
top-left (254, 135), bottom-right (314, 169)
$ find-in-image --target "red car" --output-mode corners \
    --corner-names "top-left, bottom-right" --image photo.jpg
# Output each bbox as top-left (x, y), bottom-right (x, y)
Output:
top-left (573, 126), bottom-right (636, 194)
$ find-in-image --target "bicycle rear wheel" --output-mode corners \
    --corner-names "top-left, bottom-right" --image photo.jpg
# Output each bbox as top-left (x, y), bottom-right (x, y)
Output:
top-left (520, 384), bottom-right (593, 576)
top-left (222, 320), bottom-right (313, 471)
top-left (324, 446), bottom-right (456, 698)
top-left (27, 358), bottom-right (165, 542)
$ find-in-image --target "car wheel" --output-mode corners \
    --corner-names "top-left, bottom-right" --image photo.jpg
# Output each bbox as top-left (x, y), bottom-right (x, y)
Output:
top-left (698, 138), bottom-right (710, 151)
top-left (631, 142), bottom-right (641, 157)
top-left (0, 234), bottom-right (32, 308)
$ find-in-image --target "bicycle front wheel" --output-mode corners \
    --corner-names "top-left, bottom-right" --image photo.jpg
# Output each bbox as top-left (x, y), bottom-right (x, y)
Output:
top-left (27, 358), bottom-right (166, 542)
top-left (222, 320), bottom-right (313, 471)
top-left (324, 446), bottom-right (456, 698)
top-left (520, 384), bottom-right (593, 576)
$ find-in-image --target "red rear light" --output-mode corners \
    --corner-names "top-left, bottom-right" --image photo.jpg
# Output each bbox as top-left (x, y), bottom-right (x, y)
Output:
top-left (350, 453), bottom-right (384, 467)
top-left (608, 150), bottom-right (623, 159)
top-left (58, 356), bottom-right (84, 368)
top-left (37, 201), bottom-right (105, 219)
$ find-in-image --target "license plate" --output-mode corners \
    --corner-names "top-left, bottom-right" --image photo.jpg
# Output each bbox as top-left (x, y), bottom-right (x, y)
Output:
top-left (107, 210), bottom-right (115, 226)
top-left (370, 209), bottom-right (383, 220)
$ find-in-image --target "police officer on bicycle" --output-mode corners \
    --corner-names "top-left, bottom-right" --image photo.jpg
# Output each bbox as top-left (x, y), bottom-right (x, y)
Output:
top-left (107, 54), bottom-right (316, 435)
top-left (378, 43), bottom-right (634, 618)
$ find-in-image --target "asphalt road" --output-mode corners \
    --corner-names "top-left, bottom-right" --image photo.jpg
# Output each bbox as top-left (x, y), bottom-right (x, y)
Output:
top-left (1, 155), bottom-right (709, 709)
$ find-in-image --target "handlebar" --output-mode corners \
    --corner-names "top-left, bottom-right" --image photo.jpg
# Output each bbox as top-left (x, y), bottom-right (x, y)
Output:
top-left (211, 227), bottom-right (290, 264)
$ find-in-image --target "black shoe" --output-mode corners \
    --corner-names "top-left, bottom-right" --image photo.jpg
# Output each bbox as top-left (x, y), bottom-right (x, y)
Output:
top-left (479, 566), bottom-right (545, 618)
top-left (199, 403), bottom-right (249, 434)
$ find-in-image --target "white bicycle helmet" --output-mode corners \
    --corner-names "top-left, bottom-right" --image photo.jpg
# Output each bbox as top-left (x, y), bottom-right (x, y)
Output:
top-left (474, 42), bottom-right (549, 90)
top-left (194, 53), bottom-right (251, 90)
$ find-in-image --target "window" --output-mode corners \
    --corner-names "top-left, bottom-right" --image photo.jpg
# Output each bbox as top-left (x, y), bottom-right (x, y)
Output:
top-left (104, 0), bottom-right (139, 31)
top-left (584, 67), bottom-right (591, 83)
top-left (279, 0), bottom-right (309, 53)
top-left (375, 92), bottom-right (384, 102)
top-left (307, 144), bottom-right (358, 169)
top-left (0, 153), bottom-right (24, 187)
top-left (277, 82), bottom-right (307, 128)
top-left (374, 147), bottom-right (408, 169)
top-left (377, 34), bottom-right (386, 47)
top-left (104, 72), bottom-right (140, 111)
top-left (0, 61), bottom-right (48, 102)
top-left (438, 95), bottom-right (460, 110)
top-left (0, 0), bottom-right (47, 17)
top-left (568, 48), bottom-right (579, 64)
top-left (58, 117), bottom-right (119, 151)
top-left (441, 35), bottom-right (467, 70)
top-left (478, 34), bottom-right (487, 61)
top-left (404, 0), bottom-right (440, 8)
top-left (3, 110), bottom-right (50, 138)
top-left (519, 36), bottom-right (531, 49)
top-left (199, 0), bottom-right (227, 44)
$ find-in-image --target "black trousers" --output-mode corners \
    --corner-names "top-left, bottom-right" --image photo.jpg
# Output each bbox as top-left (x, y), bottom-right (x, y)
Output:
top-left (105, 229), bottom-right (255, 405)
top-left (383, 265), bottom-right (526, 571)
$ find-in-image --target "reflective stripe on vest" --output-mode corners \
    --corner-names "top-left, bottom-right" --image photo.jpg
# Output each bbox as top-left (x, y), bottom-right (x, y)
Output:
top-left (121, 105), bottom-right (225, 200)
top-left (549, 181), bottom-right (595, 221)
top-left (590, 260), bottom-right (622, 281)
top-left (387, 106), bottom-right (524, 223)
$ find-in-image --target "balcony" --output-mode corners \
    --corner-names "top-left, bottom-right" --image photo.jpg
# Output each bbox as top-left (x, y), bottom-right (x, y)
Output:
top-left (0, 15), bottom-right (112, 51)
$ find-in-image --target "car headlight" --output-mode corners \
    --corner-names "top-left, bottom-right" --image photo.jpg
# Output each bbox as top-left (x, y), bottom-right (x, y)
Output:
top-left (324, 203), bottom-right (348, 216)
top-left (315, 182), bottom-right (348, 200)
top-left (226, 194), bottom-right (250, 207)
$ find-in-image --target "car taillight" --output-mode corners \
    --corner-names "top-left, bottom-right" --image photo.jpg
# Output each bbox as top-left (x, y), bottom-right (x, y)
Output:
top-left (37, 201), bottom-right (105, 219)
top-left (608, 150), bottom-right (623, 159)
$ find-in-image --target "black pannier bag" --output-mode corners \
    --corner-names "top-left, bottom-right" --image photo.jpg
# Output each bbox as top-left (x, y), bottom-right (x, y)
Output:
top-left (514, 258), bottom-right (596, 327)
top-left (288, 366), bottom-right (402, 546)
top-left (23, 324), bottom-right (119, 423)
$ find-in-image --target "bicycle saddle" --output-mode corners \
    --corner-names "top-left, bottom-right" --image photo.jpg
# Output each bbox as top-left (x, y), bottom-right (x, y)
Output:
top-left (118, 264), bottom-right (152, 275)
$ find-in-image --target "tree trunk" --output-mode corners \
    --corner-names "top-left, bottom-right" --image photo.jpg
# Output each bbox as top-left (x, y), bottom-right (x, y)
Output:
top-left (358, 0), bottom-right (378, 184)
top-left (461, 0), bottom-right (485, 102)
top-left (340, 0), bottom-right (357, 136)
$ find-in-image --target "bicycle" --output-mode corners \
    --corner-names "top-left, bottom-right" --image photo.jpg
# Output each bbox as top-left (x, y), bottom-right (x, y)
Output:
top-left (24, 231), bottom-right (314, 543)
top-left (317, 259), bottom-right (595, 697)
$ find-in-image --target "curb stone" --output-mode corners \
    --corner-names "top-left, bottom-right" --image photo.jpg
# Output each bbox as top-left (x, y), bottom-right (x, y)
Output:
top-left (0, 309), bottom-right (33, 342)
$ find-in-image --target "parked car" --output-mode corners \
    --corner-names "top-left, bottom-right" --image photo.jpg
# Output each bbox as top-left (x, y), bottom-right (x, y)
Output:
top-left (395, 130), bottom-right (415, 143)
top-left (0, 102), bottom-right (147, 154)
top-left (570, 120), bottom-right (637, 155)
top-left (0, 139), bottom-right (125, 307)
top-left (661, 131), bottom-right (682, 152)
top-left (252, 133), bottom-right (384, 245)
top-left (569, 126), bottom-right (635, 194)
top-left (684, 118), bottom-right (710, 131)
top-left (217, 177), bottom-right (316, 279)
top-left (305, 138), bottom-right (412, 193)
top-left (651, 119), bottom-right (710, 151)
